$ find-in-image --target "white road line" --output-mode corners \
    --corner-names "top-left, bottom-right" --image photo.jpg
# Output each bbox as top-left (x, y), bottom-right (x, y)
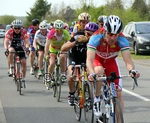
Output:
top-left (0, 101), bottom-right (7, 123)
top-left (122, 88), bottom-right (150, 101)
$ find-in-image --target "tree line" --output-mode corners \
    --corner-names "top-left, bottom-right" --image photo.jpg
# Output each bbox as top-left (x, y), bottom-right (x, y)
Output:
top-left (0, 0), bottom-right (150, 28)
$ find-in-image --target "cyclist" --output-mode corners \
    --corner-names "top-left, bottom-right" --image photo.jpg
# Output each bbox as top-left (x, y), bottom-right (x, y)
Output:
top-left (61, 22), bottom-right (99, 106)
top-left (97, 15), bottom-right (107, 29)
top-left (45, 19), bottom-right (70, 82)
top-left (27, 19), bottom-right (40, 75)
top-left (71, 12), bottom-right (91, 37)
top-left (86, 15), bottom-right (140, 117)
top-left (33, 21), bottom-right (49, 76)
top-left (4, 19), bottom-right (29, 84)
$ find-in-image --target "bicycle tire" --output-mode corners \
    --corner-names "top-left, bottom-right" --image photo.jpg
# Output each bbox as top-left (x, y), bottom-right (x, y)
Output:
top-left (17, 63), bottom-right (22, 95)
top-left (52, 70), bottom-right (57, 97)
top-left (84, 82), bottom-right (93, 123)
top-left (109, 98), bottom-right (124, 123)
top-left (74, 82), bottom-right (82, 121)
top-left (56, 68), bottom-right (61, 102)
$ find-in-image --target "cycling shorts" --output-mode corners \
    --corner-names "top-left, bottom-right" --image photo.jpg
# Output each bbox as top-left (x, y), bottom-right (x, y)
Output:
top-left (10, 44), bottom-right (26, 59)
top-left (93, 57), bottom-right (122, 89)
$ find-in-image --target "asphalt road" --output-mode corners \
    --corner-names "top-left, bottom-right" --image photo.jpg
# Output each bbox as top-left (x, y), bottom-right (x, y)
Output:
top-left (0, 38), bottom-right (150, 123)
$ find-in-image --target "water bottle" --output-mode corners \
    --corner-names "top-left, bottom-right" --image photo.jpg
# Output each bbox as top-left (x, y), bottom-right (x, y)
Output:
top-left (105, 103), bottom-right (110, 118)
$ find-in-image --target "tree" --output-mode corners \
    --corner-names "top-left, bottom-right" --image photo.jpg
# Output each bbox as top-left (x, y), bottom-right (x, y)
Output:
top-left (26, 0), bottom-right (51, 26)
top-left (132, 0), bottom-right (149, 19)
top-left (0, 15), bottom-right (15, 25)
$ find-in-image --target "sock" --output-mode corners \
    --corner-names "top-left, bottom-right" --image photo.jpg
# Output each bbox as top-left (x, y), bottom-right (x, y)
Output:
top-left (94, 96), bottom-right (100, 103)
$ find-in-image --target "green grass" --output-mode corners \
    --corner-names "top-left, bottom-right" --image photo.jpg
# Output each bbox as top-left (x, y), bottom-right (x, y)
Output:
top-left (119, 51), bottom-right (150, 60)
top-left (130, 53), bottom-right (150, 60)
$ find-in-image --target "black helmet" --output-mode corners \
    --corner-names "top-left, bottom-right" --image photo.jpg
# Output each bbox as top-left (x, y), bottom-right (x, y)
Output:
top-left (32, 19), bottom-right (40, 26)
top-left (98, 15), bottom-right (107, 23)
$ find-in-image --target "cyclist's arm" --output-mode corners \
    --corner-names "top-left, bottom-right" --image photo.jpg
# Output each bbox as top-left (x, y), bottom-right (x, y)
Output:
top-left (86, 48), bottom-right (96, 74)
top-left (61, 41), bottom-right (75, 52)
top-left (121, 49), bottom-right (135, 71)
top-left (45, 38), bottom-right (50, 56)
top-left (4, 37), bottom-right (10, 50)
top-left (33, 38), bottom-right (37, 50)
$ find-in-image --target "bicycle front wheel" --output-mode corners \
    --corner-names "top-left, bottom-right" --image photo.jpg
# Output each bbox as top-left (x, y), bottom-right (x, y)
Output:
top-left (16, 63), bottom-right (22, 95)
top-left (74, 82), bottom-right (82, 121)
top-left (84, 82), bottom-right (93, 123)
top-left (109, 98), bottom-right (124, 123)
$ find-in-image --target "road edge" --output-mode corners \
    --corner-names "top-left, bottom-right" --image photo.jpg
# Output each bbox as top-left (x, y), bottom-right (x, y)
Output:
top-left (0, 101), bottom-right (7, 123)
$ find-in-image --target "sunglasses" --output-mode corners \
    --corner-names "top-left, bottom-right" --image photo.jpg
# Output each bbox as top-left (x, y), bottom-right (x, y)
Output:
top-left (14, 27), bottom-right (21, 30)
top-left (107, 33), bottom-right (118, 37)
top-left (56, 29), bottom-right (63, 31)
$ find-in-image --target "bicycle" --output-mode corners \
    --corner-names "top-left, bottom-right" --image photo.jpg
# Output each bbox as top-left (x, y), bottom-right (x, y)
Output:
top-left (44, 51), bottom-right (67, 102)
top-left (71, 62), bottom-right (92, 122)
top-left (10, 51), bottom-right (26, 95)
top-left (91, 72), bottom-right (138, 123)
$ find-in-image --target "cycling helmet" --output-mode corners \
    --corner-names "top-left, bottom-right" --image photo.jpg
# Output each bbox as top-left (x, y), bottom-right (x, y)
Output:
top-left (39, 21), bottom-right (48, 29)
top-left (85, 22), bottom-right (99, 32)
top-left (42, 20), bottom-right (48, 23)
top-left (78, 12), bottom-right (91, 21)
top-left (104, 15), bottom-right (123, 34)
top-left (32, 19), bottom-right (40, 26)
top-left (98, 15), bottom-right (107, 23)
top-left (54, 19), bottom-right (64, 29)
top-left (11, 19), bottom-right (23, 28)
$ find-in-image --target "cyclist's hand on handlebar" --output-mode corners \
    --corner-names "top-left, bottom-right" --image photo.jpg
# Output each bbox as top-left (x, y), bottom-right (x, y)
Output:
top-left (5, 49), bottom-right (9, 57)
top-left (129, 70), bottom-right (140, 78)
top-left (88, 73), bottom-right (97, 81)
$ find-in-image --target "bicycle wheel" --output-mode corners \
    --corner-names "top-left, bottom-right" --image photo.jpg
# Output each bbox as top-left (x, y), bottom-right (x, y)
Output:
top-left (56, 67), bottom-right (61, 102)
top-left (108, 98), bottom-right (124, 123)
top-left (52, 70), bottom-right (57, 97)
top-left (84, 82), bottom-right (93, 123)
top-left (74, 81), bottom-right (82, 121)
top-left (16, 63), bottom-right (22, 95)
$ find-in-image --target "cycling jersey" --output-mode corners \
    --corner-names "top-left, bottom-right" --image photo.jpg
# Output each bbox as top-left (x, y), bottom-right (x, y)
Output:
top-left (5, 28), bottom-right (28, 59)
top-left (27, 26), bottom-right (37, 44)
top-left (87, 31), bottom-right (130, 61)
top-left (68, 30), bottom-right (87, 65)
top-left (34, 29), bottom-right (49, 47)
top-left (6, 28), bottom-right (28, 46)
top-left (47, 29), bottom-right (70, 53)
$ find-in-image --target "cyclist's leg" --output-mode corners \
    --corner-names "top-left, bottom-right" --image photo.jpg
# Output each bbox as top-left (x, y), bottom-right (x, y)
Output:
top-left (8, 45), bottom-right (15, 75)
top-left (105, 58), bottom-right (124, 122)
top-left (60, 53), bottom-right (67, 81)
top-left (37, 45), bottom-right (44, 75)
top-left (48, 53), bottom-right (56, 76)
top-left (19, 47), bottom-right (27, 79)
top-left (92, 58), bottom-right (105, 117)
top-left (67, 61), bottom-right (75, 106)
top-left (29, 40), bottom-right (35, 74)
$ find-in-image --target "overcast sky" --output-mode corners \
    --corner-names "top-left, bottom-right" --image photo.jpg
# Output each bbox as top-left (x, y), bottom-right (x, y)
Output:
top-left (0, 0), bottom-right (108, 16)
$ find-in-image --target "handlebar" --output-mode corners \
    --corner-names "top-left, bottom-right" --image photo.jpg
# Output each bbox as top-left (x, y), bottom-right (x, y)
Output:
top-left (96, 72), bottom-right (138, 90)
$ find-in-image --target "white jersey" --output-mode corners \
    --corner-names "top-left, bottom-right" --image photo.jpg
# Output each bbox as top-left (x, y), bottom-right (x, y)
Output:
top-left (34, 29), bottom-right (49, 46)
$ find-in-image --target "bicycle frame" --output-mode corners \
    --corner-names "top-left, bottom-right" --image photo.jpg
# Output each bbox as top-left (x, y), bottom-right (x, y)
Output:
top-left (11, 51), bottom-right (25, 95)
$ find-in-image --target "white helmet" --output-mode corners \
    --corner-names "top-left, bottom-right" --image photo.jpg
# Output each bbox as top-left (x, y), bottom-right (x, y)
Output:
top-left (11, 19), bottom-right (23, 28)
top-left (78, 12), bottom-right (91, 21)
top-left (54, 19), bottom-right (64, 29)
top-left (104, 15), bottom-right (123, 34)
top-left (39, 22), bottom-right (48, 29)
